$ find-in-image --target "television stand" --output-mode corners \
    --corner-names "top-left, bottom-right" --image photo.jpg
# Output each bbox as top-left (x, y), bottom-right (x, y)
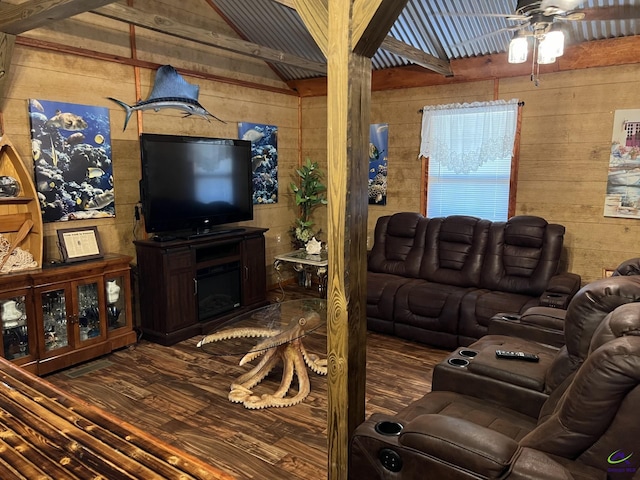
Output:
top-left (134, 227), bottom-right (268, 345)
top-left (185, 227), bottom-right (246, 240)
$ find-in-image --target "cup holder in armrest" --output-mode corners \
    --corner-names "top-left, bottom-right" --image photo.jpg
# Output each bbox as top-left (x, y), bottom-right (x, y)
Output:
top-left (447, 357), bottom-right (470, 367)
top-left (459, 349), bottom-right (478, 358)
top-left (375, 421), bottom-right (404, 436)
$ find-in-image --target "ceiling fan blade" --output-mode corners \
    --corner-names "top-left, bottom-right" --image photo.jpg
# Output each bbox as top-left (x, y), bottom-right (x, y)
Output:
top-left (540, 0), bottom-right (584, 13)
top-left (434, 12), bottom-right (528, 22)
top-left (451, 25), bottom-right (526, 50)
top-left (576, 5), bottom-right (640, 21)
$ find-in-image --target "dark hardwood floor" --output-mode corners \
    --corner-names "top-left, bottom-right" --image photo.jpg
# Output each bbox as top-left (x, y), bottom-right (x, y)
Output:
top-left (45, 285), bottom-right (449, 480)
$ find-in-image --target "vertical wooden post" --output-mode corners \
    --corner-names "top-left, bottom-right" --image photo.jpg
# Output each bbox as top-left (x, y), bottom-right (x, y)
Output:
top-left (326, 2), bottom-right (369, 477)
top-left (297, 1), bottom-right (408, 477)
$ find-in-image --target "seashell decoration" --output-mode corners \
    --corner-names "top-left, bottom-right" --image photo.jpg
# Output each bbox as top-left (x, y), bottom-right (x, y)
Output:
top-left (305, 237), bottom-right (322, 255)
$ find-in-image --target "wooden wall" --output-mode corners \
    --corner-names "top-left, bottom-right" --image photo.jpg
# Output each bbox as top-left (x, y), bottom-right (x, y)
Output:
top-left (3, 1), bottom-right (640, 286)
top-left (301, 64), bottom-right (640, 284)
top-left (0, 0), bottom-right (301, 287)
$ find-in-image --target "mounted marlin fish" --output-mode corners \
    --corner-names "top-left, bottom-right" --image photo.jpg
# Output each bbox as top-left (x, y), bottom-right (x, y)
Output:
top-left (107, 65), bottom-right (225, 130)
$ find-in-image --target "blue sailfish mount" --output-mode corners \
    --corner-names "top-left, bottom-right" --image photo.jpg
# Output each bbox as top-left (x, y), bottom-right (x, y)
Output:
top-left (108, 65), bottom-right (225, 130)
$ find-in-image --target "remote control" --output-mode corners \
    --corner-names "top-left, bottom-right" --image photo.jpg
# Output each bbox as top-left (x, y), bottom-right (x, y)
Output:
top-left (495, 350), bottom-right (539, 362)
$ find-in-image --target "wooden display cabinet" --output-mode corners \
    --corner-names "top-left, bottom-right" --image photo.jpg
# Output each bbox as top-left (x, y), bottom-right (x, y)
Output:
top-left (135, 227), bottom-right (268, 345)
top-left (0, 254), bottom-right (136, 375)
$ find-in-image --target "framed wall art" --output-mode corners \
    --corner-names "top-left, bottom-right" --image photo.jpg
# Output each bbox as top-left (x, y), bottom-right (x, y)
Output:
top-left (369, 123), bottom-right (388, 205)
top-left (603, 108), bottom-right (640, 219)
top-left (28, 99), bottom-right (115, 222)
top-left (238, 122), bottom-right (278, 205)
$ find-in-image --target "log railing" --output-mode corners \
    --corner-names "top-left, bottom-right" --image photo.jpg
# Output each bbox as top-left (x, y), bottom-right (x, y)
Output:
top-left (0, 357), bottom-right (235, 479)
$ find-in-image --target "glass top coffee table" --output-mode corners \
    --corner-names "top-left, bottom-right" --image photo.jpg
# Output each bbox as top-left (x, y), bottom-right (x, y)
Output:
top-left (197, 299), bottom-right (327, 409)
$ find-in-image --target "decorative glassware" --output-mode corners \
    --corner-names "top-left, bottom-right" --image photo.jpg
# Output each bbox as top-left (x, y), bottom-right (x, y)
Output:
top-left (2, 296), bottom-right (28, 360)
top-left (0, 176), bottom-right (20, 197)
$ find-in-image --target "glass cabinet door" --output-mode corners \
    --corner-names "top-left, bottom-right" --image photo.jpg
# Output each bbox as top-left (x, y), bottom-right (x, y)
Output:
top-left (1, 295), bottom-right (29, 361)
top-left (106, 276), bottom-right (127, 331)
top-left (77, 281), bottom-right (103, 343)
top-left (41, 288), bottom-right (70, 353)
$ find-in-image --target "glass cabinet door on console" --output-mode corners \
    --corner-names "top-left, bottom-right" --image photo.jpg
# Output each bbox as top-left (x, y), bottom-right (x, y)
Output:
top-left (76, 280), bottom-right (106, 344)
top-left (35, 277), bottom-right (107, 360)
top-left (0, 289), bottom-right (36, 366)
top-left (105, 274), bottom-right (129, 332)
top-left (37, 286), bottom-right (72, 357)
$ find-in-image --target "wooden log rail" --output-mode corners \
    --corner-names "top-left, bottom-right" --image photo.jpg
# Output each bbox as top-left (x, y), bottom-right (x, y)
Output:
top-left (0, 357), bottom-right (235, 479)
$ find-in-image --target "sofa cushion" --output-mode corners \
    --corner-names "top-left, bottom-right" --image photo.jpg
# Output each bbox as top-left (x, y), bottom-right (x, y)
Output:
top-left (419, 215), bottom-right (490, 287)
top-left (368, 212), bottom-right (427, 278)
top-left (480, 216), bottom-right (565, 296)
top-left (395, 391), bottom-right (537, 441)
top-left (458, 289), bottom-right (540, 345)
top-left (393, 280), bottom-right (473, 349)
top-left (366, 272), bottom-right (417, 333)
top-left (464, 336), bottom-right (558, 391)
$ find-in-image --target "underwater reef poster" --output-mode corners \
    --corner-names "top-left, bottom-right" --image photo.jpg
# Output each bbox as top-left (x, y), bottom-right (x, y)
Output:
top-left (238, 122), bottom-right (278, 205)
top-left (28, 99), bottom-right (115, 223)
top-left (369, 123), bottom-right (388, 205)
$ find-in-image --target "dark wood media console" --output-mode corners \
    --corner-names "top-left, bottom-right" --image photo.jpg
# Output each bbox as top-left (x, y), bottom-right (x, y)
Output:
top-left (134, 227), bottom-right (268, 346)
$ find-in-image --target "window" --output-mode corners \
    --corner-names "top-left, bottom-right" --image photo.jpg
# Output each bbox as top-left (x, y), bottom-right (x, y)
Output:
top-left (420, 100), bottom-right (520, 221)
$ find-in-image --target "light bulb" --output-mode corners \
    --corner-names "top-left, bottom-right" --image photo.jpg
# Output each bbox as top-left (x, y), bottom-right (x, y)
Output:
top-left (540, 28), bottom-right (564, 58)
top-left (508, 36), bottom-right (528, 64)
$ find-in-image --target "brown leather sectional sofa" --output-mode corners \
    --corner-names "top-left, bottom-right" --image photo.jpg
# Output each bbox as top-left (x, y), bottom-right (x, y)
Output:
top-left (350, 276), bottom-right (640, 479)
top-left (367, 212), bottom-right (581, 349)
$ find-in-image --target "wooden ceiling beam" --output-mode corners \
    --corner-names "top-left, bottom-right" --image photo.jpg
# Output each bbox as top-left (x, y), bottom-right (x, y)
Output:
top-left (288, 35), bottom-right (640, 96)
top-left (293, 0), bottom-right (328, 58)
top-left (92, 3), bottom-right (327, 75)
top-left (381, 36), bottom-right (452, 77)
top-left (273, 0), bottom-right (451, 76)
top-left (352, 0), bottom-right (409, 57)
top-left (0, 0), bottom-right (119, 35)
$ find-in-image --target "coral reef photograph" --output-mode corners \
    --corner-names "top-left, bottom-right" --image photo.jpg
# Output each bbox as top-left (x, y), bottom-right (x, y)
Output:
top-left (28, 99), bottom-right (115, 222)
top-left (239, 122), bottom-right (278, 205)
top-left (369, 123), bottom-right (388, 205)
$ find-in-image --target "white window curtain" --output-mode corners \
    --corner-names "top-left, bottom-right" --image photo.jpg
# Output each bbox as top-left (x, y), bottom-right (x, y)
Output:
top-left (420, 99), bottom-right (519, 221)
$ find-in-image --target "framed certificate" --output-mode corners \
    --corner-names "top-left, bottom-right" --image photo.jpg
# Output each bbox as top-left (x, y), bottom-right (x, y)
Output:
top-left (57, 226), bottom-right (104, 263)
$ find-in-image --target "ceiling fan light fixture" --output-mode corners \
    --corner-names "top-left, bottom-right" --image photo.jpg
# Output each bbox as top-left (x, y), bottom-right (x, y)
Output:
top-left (537, 47), bottom-right (556, 64)
top-left (508, 35), bottom-right (529, 64)
top-left (541, 26), bottom-right (565, 57)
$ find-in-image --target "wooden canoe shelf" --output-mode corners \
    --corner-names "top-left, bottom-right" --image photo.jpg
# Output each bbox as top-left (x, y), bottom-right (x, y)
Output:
top-left (0, 135), bottom-right (43, 268)
top-left (0, 196), bottom-right (33, 204)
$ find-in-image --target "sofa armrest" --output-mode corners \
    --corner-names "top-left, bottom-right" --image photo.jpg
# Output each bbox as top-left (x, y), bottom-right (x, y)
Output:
top-left (400, 414), bottom-right (518, 478)
top-left (489, 307), bottom-right (565, 348)
top-left (539, 273), bottom-right (581, 309)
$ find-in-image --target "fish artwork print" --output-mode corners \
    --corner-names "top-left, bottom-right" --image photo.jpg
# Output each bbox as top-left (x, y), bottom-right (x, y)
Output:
top-left (107, 65), bottom-right (225, 130)
top-left (28, 98), bottom-right (116, 222)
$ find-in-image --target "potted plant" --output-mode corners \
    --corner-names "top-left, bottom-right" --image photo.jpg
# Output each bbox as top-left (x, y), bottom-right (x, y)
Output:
top-left (290, 158), bottom-right (328, 248)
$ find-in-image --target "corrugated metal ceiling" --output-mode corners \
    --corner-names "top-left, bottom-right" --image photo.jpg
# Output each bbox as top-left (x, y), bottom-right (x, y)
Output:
top-left (210, 0), bottom-right (638, 81)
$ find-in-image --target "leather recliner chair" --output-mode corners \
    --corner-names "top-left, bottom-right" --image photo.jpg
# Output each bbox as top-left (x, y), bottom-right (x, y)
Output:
top-left (489, 257), bottom-right (640, 348)
top-left (431, 274), bottom-right (640, 417)
top-left (350, 302), bottom-right (640, 479)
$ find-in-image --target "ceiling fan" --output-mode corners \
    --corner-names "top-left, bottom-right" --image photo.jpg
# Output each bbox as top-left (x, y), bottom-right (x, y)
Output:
top-left (442, 0), bottom-right (639, 83)
top-left (444, 0), bottom-right (640, 51)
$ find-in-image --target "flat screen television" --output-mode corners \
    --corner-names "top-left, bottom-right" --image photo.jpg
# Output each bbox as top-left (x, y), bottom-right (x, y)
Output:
top-left (139, 133), bottom-right (253, 236)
